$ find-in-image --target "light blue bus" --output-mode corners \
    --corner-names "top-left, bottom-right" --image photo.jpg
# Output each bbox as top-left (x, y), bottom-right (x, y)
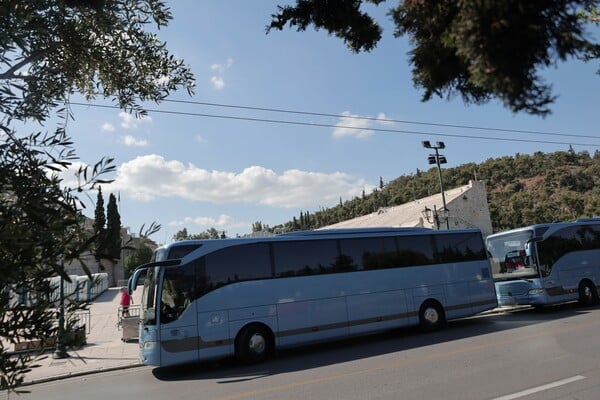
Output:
top-left (128, 227), bottom-right (497, 367)
top-left (486, 218), bottom-right (600, 308)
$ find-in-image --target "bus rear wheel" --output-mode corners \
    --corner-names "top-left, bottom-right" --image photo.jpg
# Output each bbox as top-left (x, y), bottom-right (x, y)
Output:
top-left (236, 324), bottom-right (272, 364)
top-left (578, 281), bottom-right (598, 307)
top-left (419, 300), bottom-right (446, 332)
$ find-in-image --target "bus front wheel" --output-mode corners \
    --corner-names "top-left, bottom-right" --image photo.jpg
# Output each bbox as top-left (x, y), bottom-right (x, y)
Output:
top-left (578, 281), bottom-right (598, 307)
top-left (419, 300), bottom-right (446, 332)
top-left (235, 324), bottom-right (272, 364)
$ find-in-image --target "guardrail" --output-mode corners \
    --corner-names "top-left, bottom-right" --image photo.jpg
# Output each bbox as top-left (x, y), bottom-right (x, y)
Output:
top-left (68, 309), bottom-right (91, 334)
top-left (6, 273), bottom-right (110, 307)
top-left (12, 309), bottom-right (91, 352)
top-left (118, 304), bottom-right (140, 319)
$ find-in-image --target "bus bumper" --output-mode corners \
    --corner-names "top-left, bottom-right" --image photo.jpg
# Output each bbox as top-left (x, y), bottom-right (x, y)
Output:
top-left (139, 340), bottom-right (161, 366)
top-left (497, 294), bottom-right (545, 307)
top-left (495, 282), bottom-right (546, 307)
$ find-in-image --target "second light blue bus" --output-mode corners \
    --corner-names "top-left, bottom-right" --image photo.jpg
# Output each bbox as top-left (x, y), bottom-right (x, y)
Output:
top-left (486, 218), bottom-right (600, 308)
top-left (128, 227), bottom-right (497, 367)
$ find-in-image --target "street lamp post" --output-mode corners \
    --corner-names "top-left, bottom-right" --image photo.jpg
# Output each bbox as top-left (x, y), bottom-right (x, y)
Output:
top-left (422, 140), bottom-right (450, 230)
top-left (421, 205), bottom-right (441, 230)
top-left (53, 271), bottom-right (69, 359)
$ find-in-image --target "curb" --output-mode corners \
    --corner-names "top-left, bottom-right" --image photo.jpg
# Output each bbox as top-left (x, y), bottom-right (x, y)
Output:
top-left (22, 363), bottom-right (146, 386)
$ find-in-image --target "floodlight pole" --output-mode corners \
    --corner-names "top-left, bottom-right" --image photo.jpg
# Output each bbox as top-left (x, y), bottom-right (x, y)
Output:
top-left (422, 141), bottom-right (450, 230)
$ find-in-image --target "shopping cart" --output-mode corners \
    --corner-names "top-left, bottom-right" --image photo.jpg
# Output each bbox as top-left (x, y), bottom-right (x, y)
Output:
top-left (117, 304), bottom-right (140, 342)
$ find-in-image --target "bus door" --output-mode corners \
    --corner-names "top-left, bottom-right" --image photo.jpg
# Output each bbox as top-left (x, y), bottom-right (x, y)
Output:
top-left (158, 267), bottom-right (199, 366)
top-left (196, 310), bottom-right (230, 360)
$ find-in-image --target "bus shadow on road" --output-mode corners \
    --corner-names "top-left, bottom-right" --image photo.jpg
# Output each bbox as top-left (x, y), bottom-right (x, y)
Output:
top-left (151, 302), bottom-right (597, 383)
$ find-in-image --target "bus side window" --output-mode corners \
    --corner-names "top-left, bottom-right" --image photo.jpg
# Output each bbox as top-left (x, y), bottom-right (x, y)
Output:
top-left (205, 243), bottom-right (271, 288)
top-left (433, 232), bottom-right (487, 263)
top-left (273, 240), bottom-right (338, 276)
top-left (396, 235), bottom-right (434, 267)
top-left (339, 237), bottom-right (397, 271)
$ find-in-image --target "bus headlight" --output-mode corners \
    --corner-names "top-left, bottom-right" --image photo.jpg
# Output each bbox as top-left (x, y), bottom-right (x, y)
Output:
top-left (143, 341), bottom-right (157, 350)
top-left (528, 288), bottom-right (544, 295)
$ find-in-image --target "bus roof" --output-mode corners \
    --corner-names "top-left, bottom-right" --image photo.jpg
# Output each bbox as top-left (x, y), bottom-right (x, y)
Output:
top-left (146, 227), bottom-right (487, 268)
top-left (161, 227), bottom-right (483, 251)
top-left (486, 217), bottom-right (600, 240)
top-left (279, 227), bottom-right (431, 236)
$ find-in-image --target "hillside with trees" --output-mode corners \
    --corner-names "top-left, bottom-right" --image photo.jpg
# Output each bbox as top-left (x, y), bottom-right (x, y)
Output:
top-left (266, 148), bottom-right (600, 235)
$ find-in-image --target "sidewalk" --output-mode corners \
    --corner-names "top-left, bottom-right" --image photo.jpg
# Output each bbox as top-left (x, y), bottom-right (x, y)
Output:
top-left (21, 287), bottom-right (145, 385)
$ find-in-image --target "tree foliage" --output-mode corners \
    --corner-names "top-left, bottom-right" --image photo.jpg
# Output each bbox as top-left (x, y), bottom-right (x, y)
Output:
top-left (93, 187), bottom-right (106, 265)
top-left (268, 0), bottom-right (600, 116)
top-left (1, 0), bottom-right (194, 392)
top-left (105, 193), bottom-right (121, 261)
top-left (172, 227), bottom-right (227, 241)
top-left (125, 242), bottom-right (154, 278)
top-left (0, 130), bottom-right (105, 393)
top-left (1, 0), bottom-right (194, 120)
top-left (124, 222), bottom-right (161, 277)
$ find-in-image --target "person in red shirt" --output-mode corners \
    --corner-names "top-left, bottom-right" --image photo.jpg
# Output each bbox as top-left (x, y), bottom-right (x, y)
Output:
top-left (120, 287), bottom-right (133, 317)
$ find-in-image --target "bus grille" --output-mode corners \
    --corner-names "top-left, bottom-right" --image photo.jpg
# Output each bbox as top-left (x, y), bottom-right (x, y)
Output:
top-left (497, 282), bottom-right (530, 297)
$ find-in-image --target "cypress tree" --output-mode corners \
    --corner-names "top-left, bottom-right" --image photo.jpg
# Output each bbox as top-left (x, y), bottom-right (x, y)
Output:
top-left (105, 193), bottom-right (122, 261)
top-left (93, 187), bottom-right (106, 265)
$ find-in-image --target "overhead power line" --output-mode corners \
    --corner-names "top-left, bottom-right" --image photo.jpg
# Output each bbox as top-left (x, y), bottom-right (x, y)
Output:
top-left (163, 99), bottom-right (600, 141)
top-left (68, 101), bottom-right (600, 148)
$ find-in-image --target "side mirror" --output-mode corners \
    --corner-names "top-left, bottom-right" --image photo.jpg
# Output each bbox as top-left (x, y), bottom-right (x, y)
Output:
top-left (127, 259), bottom-right (182, 294)
top-left (524, 235), bottom-right (543, 257)
top-left (127, 268), bottom-right (145, 295)
top-left (524, 242), bottom-right (532, 257)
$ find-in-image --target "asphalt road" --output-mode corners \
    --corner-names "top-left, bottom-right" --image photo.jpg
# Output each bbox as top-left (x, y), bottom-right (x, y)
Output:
top-left (17, 304), bottom-right (600, 400)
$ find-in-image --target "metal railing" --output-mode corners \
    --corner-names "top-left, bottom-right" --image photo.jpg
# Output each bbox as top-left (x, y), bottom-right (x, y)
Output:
top-left (67, 310), bottom-right (91, 333)
top-left (118, 304), bottom-right (140, 319)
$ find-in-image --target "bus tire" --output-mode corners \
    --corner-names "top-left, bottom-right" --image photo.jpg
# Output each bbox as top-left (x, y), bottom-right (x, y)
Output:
top-left (578, 280), bottom-right (598, 307)
top-left (235, 324), bottom-right (272, 364)
top-left (419, 300), bottom-right (446, 332)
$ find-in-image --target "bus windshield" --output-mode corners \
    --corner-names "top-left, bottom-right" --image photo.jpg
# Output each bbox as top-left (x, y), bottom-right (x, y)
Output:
top-left (486, 230), bottom-right (538, 281)
top-left (141, 267), bottom-right (158, 325)
top-left (139, 244), bottom-right (201, 326)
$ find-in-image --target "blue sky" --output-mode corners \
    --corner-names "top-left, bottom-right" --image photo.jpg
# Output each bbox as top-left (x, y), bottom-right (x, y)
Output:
top-left (60, 1), bottom-right (600, 243)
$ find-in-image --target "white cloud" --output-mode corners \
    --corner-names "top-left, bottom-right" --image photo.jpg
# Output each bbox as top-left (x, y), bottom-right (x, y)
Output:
top-left (195, 135), bottom-right (206, 144)
top-left (168, 214), bottom-right (233, 228)
top-left (167, 214), bottom-right (250, 237)
top-left (210, 76), bottom-right (225, 90)
top-left (375, 112), bottom-right (395, 126)
top-left (120, 135), bottom-right (149, 147)
top-left (331, 111), bottom-right (398, 139)
top-left (210, 57), bottom-right (233, 90)
top-left (108, 155), bottom-right (370, 207)
top-left (332, 111), bottom-right (375, 139)
top-left (53, 161), bottom-right (86, 189)
top-left (101, 123), bottom-right (116, 132)
top-left (119, 111), bottom-right (153, 130)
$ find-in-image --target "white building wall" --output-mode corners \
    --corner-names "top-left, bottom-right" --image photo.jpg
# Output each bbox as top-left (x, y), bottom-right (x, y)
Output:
top-left (321, 180), bottom-right (493, 237)
top-left (64, 222), bottom-right (132, 287)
